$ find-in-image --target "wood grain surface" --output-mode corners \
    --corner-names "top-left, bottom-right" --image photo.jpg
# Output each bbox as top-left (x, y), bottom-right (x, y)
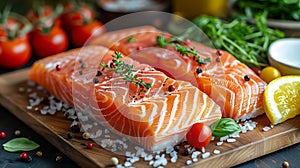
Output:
top-left (0, 69), bottom-right (299, 168)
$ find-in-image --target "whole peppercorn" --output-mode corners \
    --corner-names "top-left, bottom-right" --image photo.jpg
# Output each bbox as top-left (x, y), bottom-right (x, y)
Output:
top-left (67, 132), bottom-right (74, 139)
top-left (282, 161), bottom-right (289, 168)
top-left (196, 67), bottom-right (203, 74)
top-left (20, 152), bottom-right (28, 160)
top-left (183, 148), bottom-right (189, 156)
top-left (244, 75), bottom-right (251, 81)
top-left (168, 85), bottom-right (176, 92)
top-left (96, 70), bottom-right (102, 76)
top-left (216, 50), bottom-right (223, 56)
top-left (36, 151), bottom-right (43, 157)
top-left (55, 155), bottom-right (63, 163)
top-left (0, 131), bottom-right (6, 139)
top-left (14, 130), bottom-right (21, 136)
top-left (82, 132), bottom-right (90, 139)
top-left (25, 156), bottom-right (32, 163)
top-left (136, 46), bottom-right (143, 51)
top-left (93, 78), bottom-right (99, 84)
top-left (86, 142), bottom-right (93, 149)
top-left (174, 145), bottom-right (180, 152)
top-left (56, 65), bottom-right (62, 71)
top-left (184, 39), bottom-right (191, 44)
top-left (109, 62), bottom-right (116, 68)
top-left (111, 157), bottom-right (119, 165)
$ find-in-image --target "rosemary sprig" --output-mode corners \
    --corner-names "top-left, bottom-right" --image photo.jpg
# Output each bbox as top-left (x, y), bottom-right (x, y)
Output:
top-left (100, 52), bottom-right (152, 92)
top-left (156, 35), bottom-right (211, 65)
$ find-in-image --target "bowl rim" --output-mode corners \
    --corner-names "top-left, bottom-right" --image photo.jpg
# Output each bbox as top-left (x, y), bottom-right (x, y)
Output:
top-left (266, 19), bottom-right (300, 29)
top-left (268, 38), bottom-right (300, 70)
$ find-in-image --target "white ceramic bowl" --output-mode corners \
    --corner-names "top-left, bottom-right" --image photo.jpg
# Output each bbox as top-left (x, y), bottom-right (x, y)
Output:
top-left (268, 38), bottom-right (300, 75)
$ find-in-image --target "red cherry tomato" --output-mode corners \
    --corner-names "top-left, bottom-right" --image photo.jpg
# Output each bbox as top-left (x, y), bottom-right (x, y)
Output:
top-left (186, 123), bottom-right (212, 149)
top-left (61, 3), bottom-right (95, 29)
top-left (69, 20), bottom-right (105, 47)
top-left (0, 36), bottom-right (31, 69)
top-left (30, 25), bottom-right (68, 57)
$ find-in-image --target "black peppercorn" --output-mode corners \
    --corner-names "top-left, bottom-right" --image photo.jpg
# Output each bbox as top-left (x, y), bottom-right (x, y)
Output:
top-left (96, 71), bottom-right (102, 76)
top-left (93, 78), bottom-right (99, 84)
top-left (174, 145), bottom-right (180, 152)
top-left (67, 132), bottom-right (74, 139)
top-left (183, 148), bottom-right (189, 156)
top-left (244, 75), bottom-right (251, 81)
top-left (196, 67), bottom-right (203, 74)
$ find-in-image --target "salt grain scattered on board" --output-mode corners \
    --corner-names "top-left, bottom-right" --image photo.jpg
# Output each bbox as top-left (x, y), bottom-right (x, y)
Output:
top-left (22, 83), bottom-right (265, 167)
top-left (213, 149), bottom-right (221, 155)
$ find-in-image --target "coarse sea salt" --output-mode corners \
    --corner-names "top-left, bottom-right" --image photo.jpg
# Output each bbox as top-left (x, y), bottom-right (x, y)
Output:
top-left (220, 135), bottom-right (229, 142)
top-left (263, 126), bottom-right (271, 132)
top-left (213, 149), bottom-right (221, 154)
top-left (216, 141), bottom-right (223, 146)
top-left (186, 160), bottom-right (192, 165)
top-left (201, 147), bottom-right (206, 153)
top-left (202, 152), bottom-right (210, 159)
top-left (226, 138), bottom-right (236, 143)
top-left (191, 151), bottom-right (201, 159)
top-left (124, 161), bottom-right (132, 167)
top-left (144, 154), bottom-right (153, 161)
top-left (192, 158), bottom-right (198, 162)
top-left (116, 165), bottom-right (124, 168)
top-left (170, 156), bottom-right (177, 163)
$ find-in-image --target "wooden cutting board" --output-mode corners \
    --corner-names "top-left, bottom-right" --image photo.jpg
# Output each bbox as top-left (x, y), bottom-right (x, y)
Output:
top-left (0, 69), bottom-right (299, 168)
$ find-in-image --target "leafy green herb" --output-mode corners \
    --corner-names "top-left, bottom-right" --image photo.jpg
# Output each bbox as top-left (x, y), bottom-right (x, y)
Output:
top-left (193, 14), bottom-right (284, 68)
top-left (100, 51), bottom-right (152, 92)
top-left (127, 35), bottom-right (135, 43)
top-left (2, 137), bottom-right (40, 152)
top-left (234, 0), bottom-right (300, 21)
top-left (156, 35), bottom-right (211, 65)
top-left (210, 118), bottom-right (241, 138)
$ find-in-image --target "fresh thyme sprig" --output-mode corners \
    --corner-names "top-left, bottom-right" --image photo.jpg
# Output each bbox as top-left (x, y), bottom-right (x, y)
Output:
top-left (156, 35), bottom-right (211, 65)
top-left (127, 35), bottom-right (135, 43)
top-left (100, 51), bottom-right (152, 92)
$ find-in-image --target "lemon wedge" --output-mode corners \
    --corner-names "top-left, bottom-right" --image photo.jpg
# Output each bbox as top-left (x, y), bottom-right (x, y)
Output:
top-left (263, 75), bottom-right (300, 124)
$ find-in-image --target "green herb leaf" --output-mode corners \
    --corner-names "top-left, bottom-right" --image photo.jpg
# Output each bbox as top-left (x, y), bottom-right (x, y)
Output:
top-left (155, 35), bottom-right (211, 65)
top-left (2, 137), bottom-right (40, 152)
top-left (127, 35), bottom-right (135, 43)
top-left (193, 15), bottom-right (284, 68)
top-left (210, 118), bottom-right (241, 138)
top-left (100, 52), bottom-right (152, 92)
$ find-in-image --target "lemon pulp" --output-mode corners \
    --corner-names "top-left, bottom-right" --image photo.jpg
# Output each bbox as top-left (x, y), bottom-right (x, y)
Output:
top-left (263, 76), bottom-right (300, 124)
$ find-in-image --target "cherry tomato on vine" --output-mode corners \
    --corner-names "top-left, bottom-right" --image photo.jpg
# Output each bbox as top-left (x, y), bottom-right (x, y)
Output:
top-left (61, 3), bottom-right (95, 29)
top-left (0, 36), bottom-right (31, 69)
top-left (27, 5), bottom-right (63, 28)
top-left (69, 20), bottom-right (104, 47)
top-left (27, 6), bottom-right (53, 22)
top-left (30, 25), bottom-right (68, 57)
top-left (186, 123), bottom-right (212, 149)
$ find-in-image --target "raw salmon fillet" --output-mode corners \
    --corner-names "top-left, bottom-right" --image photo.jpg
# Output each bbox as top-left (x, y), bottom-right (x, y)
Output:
top-left (88, 26), bottom-right (266, 121)
top-left (29, 46), bottom-right (221, 151)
